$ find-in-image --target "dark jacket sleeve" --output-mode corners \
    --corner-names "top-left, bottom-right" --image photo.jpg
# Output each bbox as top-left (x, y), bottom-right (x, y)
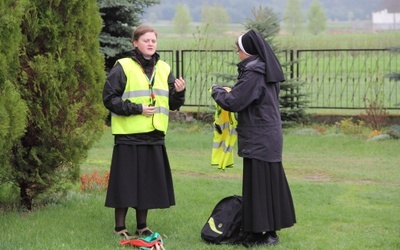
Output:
top-left (211, 70), bottom-right (261, 112)
top-left (167, 72), bottom-right (185, 110)
top-left (102, 63), bottom-right (143, 116)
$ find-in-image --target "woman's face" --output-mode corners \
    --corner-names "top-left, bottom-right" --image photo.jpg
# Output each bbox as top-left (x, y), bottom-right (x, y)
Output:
top-left (133, 32), bottom-right (157, 59)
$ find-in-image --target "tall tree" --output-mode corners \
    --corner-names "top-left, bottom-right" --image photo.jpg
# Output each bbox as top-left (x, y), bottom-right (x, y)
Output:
top-left (244, 6), bottom-right (280, 49)
top-left (0, 0), bottom-right (28, 184)
top-left (201, 3), bottom-right (230, 34)
top-left (98, 0), bottom-right (159, 71)
top-left (173, 3), bottom-right (192, 35)
top-left (283, 0), bottom-right (304, 35)
top-left (12, 0), bottom-right (106, 210)
top-left (307, 0), bottom-right (327, 35)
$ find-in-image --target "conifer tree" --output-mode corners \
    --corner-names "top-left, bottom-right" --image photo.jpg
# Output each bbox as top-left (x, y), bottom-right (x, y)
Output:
top-left (12, 0), bottom-right (106, 210)
top-left (98, 0), bottom-right (159, 71)
top-left (244, 6), bottom-right (280, 50)
top-left (0, 0), bottom-right (28, 185)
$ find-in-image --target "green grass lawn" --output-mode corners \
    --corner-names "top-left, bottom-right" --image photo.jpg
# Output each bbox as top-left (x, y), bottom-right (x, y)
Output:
top-left (0, 122), bottom-right (399, 249)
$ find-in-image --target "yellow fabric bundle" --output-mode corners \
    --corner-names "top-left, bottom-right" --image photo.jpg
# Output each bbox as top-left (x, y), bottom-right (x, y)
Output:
top-left (211, 105), bottom-right (237, 169)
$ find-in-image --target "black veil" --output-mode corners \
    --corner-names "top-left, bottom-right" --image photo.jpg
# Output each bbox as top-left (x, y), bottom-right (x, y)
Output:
top-left (239, 30), bottom-right (285, 84)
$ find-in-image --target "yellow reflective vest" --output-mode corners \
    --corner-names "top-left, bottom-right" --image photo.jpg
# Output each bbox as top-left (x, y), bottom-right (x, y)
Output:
top-left (211, 104), bottom-right (238, 169)
top-left (111, 58), bottom-right (170, 135)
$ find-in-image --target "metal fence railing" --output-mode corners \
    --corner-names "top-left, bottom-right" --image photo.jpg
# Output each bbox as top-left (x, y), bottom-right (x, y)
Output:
top-left (158, 49), bottom-right (400, 110)
top-left (296, 49), bottom-right (400, 109)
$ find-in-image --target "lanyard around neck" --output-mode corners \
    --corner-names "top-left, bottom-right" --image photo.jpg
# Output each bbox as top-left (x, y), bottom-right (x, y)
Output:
top-left (146, 67), bottom-right (156, 87)
top-left (147, 67), bottom-right (156, 106)
top-left (135, 58), bottom-right (157, 106)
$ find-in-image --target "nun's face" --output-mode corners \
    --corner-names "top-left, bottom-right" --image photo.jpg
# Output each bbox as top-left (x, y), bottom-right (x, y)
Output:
top-left (236, 47), bottom-right (249, 61)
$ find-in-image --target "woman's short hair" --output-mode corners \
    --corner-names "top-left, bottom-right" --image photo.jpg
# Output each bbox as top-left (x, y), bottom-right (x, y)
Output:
top-left (132, 25), bottom-right (158, 42)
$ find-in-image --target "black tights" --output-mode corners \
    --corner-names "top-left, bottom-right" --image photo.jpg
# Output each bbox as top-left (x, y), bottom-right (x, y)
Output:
top-left (115, 208), bottom-right (148, 230)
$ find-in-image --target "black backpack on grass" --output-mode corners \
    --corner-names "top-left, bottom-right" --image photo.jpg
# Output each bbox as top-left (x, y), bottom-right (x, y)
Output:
top-left (201, 195), bottom-right (243, 244)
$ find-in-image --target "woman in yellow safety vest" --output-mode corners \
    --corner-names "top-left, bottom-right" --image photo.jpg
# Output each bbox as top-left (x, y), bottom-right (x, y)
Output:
top-left (103, 25), bottom-right (186, 239)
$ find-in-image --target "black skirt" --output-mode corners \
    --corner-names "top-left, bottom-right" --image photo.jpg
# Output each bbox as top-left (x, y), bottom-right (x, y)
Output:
top-left (105, 144), bottom-right (175, 209)
top-left (242, 158), bottom-right (296, 233)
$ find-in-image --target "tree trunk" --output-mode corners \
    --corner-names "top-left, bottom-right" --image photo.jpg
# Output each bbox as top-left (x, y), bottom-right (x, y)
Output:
top-left (19, 182), bottom-right (32, 210)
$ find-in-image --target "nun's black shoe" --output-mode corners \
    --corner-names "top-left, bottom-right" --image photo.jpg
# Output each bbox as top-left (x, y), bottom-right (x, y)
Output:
top-left (241, 233), bottom-right (265, 248)
top-left (261, 235), bottom-right (280, 246)
top-left (242, 234), bottom-right (279, 248)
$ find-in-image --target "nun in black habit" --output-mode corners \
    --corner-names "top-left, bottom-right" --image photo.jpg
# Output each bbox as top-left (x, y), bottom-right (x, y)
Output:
top-left (211, 29), bottom-right (296, 247)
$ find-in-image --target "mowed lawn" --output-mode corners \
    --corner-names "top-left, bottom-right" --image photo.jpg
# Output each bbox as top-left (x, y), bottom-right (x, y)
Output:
top-left (0, 122), bottom-right (399, 249)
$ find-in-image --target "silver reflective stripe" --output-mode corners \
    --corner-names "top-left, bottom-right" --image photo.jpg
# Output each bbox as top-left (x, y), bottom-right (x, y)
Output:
top-left (111, 107), bottom-right (169, 117)
top-left (122, 90), bottom-right (149, 99)
top-left (157, 106), bottom-right (169, 116)
top-left (122, 88), bottom-right (168, 99)
top-left (219, 122), bottom-right (230, 131)
top-left (212, 141), bottom-right (234, 152)
top-left (153, 88), bottom-right (169, 97)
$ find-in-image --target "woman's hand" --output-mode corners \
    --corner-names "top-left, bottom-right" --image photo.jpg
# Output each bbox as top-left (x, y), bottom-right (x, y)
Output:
top-left (141, 104), bottom-right (156, 117)
top-left (174, 77), bottom-right (186, 92)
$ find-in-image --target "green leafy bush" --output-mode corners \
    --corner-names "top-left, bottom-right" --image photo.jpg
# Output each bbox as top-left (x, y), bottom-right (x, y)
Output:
top-left (338, 117), bottom-right (365, 135)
